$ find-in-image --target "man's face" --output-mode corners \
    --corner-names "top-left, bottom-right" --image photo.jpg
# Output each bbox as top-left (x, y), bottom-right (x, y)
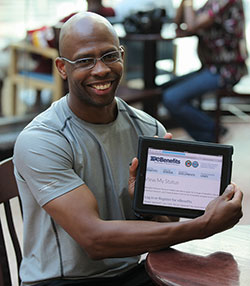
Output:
top-left (61, 21), bottom-right (124, 109)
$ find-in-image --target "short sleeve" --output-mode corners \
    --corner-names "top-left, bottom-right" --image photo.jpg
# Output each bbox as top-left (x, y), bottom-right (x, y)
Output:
top-left (156, 120), bottom-right (167, 138)
top-left (14, 126), bottom-right (84, 206)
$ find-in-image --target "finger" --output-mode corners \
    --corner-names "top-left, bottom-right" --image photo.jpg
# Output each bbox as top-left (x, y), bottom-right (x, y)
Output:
top-left (221, 184), bottom-right (235, 200)
top-left (128, 158), bottom-right (138, 200)
top-left (164, 132), bottom-right (173, 139)
top-left (231, 188), bottom-right (243, 203)
top-left (222, 184), bottom-right (243, 203)
top-left (129, 157), bottom-right (138, 178)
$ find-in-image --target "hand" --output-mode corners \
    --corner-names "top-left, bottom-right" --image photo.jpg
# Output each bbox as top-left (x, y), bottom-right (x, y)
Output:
top-left (128, 158), bottom-right (179, 222)
top-left (176, 27), bottom-right (189, 37)
top-left (128, 157), bottom-right (138, 200)
top-left (128, 132), bottom-right (173, 200)
top-left (163, 132), bottom-right (173, 140)
top-left (202, 183), bottom-right (243, 237)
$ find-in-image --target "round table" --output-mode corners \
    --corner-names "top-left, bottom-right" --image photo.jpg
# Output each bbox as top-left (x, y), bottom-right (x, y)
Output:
top-left (146, 225), bottom-right (250, 286)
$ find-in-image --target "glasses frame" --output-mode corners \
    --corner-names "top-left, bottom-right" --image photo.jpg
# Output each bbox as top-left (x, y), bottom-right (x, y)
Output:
top-left (59, 47), bottom-right (124, 70)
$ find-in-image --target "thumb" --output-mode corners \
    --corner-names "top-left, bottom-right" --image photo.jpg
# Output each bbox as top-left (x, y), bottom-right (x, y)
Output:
top-left (129, 157), bottom-right (138, 178)
top-left (164, 132), bottom-right (173, 139)
top-left (128, 157), bottom-right (139, 199)
top-left (222, 184), bottom-right (235, 201)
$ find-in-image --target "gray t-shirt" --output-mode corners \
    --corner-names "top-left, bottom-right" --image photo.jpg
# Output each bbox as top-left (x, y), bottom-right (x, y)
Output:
top-left (14, 96), bottom-right (166, 285)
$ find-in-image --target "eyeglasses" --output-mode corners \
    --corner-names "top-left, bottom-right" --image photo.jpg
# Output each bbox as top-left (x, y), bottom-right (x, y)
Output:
top-left (60, 48), bottom-right (123, 70)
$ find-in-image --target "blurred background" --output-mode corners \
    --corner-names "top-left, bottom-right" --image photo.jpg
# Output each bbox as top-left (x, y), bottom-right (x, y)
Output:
top-left (0, 2), bottom-right (249, 284)
top-left (0, 0), bottom-right (249, 112)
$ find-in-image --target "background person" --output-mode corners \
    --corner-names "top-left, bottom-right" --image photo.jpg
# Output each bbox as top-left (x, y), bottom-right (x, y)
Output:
top-left (162, 0), bottom-right (248, 142)
top-left (14, 12), bottom-right (243, 286)
top-left (60, 0), bottom-right (115, 23)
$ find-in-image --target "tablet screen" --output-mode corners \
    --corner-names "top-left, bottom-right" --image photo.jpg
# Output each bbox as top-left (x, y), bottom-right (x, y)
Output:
top-left (144, 147), bottom-right (223, 211)
top-left (133, 136), bottom-right (233, 218)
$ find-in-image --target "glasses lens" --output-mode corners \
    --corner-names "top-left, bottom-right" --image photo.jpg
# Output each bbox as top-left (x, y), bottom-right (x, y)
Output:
top-left (102, 51), bottom-right (121, 64)
top-left (75, 58), bottom-right (95, 69)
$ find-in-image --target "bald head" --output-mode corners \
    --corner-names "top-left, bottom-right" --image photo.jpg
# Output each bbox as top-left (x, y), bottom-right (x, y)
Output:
top-left (59, 12), bottom-right (119, 57)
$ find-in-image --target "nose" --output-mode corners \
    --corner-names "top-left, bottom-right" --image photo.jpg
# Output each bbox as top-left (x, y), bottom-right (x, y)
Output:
top-left (90, 58), bottom-right (111, 76)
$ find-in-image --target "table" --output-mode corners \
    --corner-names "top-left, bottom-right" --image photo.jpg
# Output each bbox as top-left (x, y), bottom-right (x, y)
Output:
top-left (146, 225), bottom-right (250, 286)
top-left (121, 34), bottom-right (168, 88)
top-left (119, 22), bottom-right (177, 88)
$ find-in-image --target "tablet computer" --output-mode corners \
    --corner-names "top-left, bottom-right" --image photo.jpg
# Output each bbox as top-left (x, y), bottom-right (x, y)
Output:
top-left (133, 136), bottom-right (233, 218)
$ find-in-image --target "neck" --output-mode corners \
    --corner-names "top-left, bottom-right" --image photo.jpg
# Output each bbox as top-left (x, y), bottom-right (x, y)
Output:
top-left (67, 96), bottom-right (118, 124)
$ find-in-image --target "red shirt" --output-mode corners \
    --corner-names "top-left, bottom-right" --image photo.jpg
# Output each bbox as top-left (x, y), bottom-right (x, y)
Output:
top-left (197, 0), bottom-right (248, 84)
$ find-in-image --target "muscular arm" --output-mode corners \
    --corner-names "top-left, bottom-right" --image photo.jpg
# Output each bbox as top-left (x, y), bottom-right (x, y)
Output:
top-left (43, 132), bottom-right (242, 260)
top-left (44, 181), bottom-right (242, 260)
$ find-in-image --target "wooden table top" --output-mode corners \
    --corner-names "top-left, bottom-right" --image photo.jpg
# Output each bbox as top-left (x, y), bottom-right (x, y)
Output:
top-left (146, 225), bottom-right (250, 286)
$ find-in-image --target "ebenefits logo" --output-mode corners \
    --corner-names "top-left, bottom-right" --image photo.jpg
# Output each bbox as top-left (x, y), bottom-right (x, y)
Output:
top-left (185, 160), bottom-right (199, 168)
top-left (150, 156), bottom-right (180, 164)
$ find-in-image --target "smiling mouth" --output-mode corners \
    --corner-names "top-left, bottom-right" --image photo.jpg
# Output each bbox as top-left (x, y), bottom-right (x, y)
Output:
top-left (91, 82), bottom-right (112, 90)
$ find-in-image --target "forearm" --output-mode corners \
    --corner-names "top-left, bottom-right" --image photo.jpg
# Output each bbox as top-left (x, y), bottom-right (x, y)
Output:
top-left (183, 0), bottom-right (196, 31)
top-left (174, 0), bottom-right (185, 25)
top-left (83, 216), bottom-right (208, 260)
top-left (174, 0), bottom-right (197, 37)
top-left (45, 183), bottom-right (242, 261)
top-left (79, 185), bottom-right (243, 260)
top-left (153, 215), bottom-right (180, 223)
top-left (182, 0), bottom-right (214, 33)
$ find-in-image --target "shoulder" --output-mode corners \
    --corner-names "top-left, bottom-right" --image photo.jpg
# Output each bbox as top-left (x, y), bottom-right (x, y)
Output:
top-left (203, 0), bottom-right (241, 18)
top-left (100, 7), bottom-right (115, 17)
top-left (14, 99), bottom-right (74, 166)
top-left (22, 96), bottom-right (72, 133)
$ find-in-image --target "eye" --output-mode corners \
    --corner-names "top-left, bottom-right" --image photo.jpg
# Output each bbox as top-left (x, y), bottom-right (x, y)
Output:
top-left (103, 51), bottom-right (120, 63)
top-left (75, 57), bottom-right (95, 67)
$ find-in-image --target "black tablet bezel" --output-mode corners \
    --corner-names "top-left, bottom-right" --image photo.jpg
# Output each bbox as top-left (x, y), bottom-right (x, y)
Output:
top-left (133, 136), bottom-right (233, 218)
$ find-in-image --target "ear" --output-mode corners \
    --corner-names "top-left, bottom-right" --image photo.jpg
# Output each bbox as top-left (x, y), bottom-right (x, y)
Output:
top-left (120, 45), bottom-right (125, 62)
top-left (55, 57), bottom-right (67, 80)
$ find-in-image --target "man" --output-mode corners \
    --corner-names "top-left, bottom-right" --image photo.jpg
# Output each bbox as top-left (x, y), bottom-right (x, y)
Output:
top-left (162, 0), bottom-right (248, 142)
top-left (60, 0), bottom-right (115, 23)
top-left (86, 0), bottom-right (115, 17)
top-left (14, 12), bottom-right (243, 286)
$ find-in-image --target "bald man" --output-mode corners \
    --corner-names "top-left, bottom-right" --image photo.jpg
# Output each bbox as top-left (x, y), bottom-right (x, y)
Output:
top-left (14, 12), bottom-right (243, 286)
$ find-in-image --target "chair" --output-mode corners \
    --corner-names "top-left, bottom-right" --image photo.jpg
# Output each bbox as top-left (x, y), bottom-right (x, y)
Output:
top-left (0, 157), bottom-right (22, 286)
top-left (198, 71), bottom-right (250, 143)
top-left (7, 41), bottom-right (63, 115)
top-left (117, 85), bottom-right (162, 119)
top-left (214, 76), bottom-right (250, 142)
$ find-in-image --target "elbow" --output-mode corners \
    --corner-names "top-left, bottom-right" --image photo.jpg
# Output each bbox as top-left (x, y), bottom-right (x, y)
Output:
top-left (86, 251), bottom-right (104, 261)
top-left (86, 247), bottom-right (106, 261)
top-left (80, 232), bottom-right (109, 260)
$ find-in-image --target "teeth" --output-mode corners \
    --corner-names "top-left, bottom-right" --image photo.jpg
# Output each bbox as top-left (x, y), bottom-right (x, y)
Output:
top-left (92, 82), bottom-right (111, 90)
